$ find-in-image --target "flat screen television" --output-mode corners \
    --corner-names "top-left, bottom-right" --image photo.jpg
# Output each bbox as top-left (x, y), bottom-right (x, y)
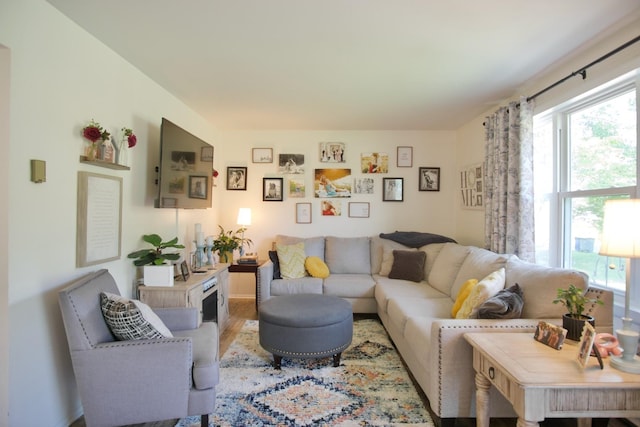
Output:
top-left (156, 118), bottom-right (213, 209)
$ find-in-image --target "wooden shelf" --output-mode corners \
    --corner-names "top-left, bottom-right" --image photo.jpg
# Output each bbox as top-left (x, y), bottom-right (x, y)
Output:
top-left (79, 156), bottom-right (130, 171)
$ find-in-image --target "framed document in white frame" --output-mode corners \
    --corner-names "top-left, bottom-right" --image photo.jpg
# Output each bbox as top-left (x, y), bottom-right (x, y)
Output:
top-left (348, 202), bottom-right (370, 218)
top-left (252, 148), bottom-right (273, 163)
top-left (76, 171), bottom-right (122, 267)
top-left (296, 203), bottom-right (312, 223)
top-left (397, 146), bottom-right (413, 167)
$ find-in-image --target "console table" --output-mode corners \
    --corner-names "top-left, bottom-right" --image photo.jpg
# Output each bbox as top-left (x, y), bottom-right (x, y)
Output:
top-left (138, 264), bottom-right (230, 332)
top-left (465, 332), bottom-right (640, 427)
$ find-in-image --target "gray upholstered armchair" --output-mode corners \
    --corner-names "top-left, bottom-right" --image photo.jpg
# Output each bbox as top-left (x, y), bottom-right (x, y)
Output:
top-left (58, 269), bottom-right (218, 427)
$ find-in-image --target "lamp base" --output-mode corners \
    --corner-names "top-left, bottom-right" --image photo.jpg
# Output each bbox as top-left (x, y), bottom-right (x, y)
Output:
top-left (610, 327), bottom-right (640, 374)
top-left (609, 354), bottom-right (640, 374)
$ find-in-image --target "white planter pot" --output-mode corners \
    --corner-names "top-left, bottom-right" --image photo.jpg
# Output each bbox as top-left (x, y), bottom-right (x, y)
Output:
top-left (143, 265), bottom-right (174, 287)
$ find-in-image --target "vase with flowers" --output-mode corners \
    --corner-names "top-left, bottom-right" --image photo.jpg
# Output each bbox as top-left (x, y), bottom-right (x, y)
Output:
top-left (116, 127), bottom-right (137, 166)
top-left (82, 119), bottom-right (110, 161)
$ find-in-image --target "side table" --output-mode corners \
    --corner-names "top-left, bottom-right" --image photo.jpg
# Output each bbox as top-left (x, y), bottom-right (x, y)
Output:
top-left (465, 332), bottom-right (640, 427)
top-left (228, 260), bottom-right (265, 311)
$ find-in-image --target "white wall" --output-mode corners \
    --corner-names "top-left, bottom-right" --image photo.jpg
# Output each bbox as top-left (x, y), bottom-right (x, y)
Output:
top-left (1, 1), bottom-right (221, 425)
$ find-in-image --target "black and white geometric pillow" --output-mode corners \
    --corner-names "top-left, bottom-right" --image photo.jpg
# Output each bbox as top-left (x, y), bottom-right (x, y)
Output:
top-left (100, 292), bottom-right (173, 341)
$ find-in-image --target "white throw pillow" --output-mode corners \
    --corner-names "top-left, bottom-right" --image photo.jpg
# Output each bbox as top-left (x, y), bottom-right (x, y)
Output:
top-left (456, 268), bottom-right (506, 319)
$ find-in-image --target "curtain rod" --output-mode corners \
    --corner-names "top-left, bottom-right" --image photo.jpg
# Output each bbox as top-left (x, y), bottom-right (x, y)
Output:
top-left (526, 34), bottom-right (640, 103)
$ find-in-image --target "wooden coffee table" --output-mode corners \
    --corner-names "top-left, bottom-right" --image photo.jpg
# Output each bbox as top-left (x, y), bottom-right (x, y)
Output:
top-left (465, 332), bottom-right (640, 427)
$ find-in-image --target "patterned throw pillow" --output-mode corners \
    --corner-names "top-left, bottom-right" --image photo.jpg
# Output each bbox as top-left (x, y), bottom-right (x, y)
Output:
top-left (100, 292), bottom-right (173, 340)
top-left (305, 256), bottom-right (330, 278)
top-left (276, 242), bottom-right (307, 279)
top-left (455, 268), bottom-right (506, 319)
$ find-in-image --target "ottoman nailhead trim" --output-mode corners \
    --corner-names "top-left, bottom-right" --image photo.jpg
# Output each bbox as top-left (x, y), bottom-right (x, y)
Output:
top-left (264, 343), bottom-right (350, 358)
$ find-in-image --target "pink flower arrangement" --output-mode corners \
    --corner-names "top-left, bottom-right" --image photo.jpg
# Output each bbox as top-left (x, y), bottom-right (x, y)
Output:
top-left (121, 128), bottom-right (137, 148)
top-left (82, 119), bottom-right (110, 143)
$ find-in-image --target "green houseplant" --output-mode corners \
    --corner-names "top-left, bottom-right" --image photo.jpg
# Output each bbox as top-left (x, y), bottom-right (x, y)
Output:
top-left (212, 225), bottom-right (253, 263)
top-left (553, 284), bottom-right (604, 340)
top-left (127, 234), bottom-right (185, 287)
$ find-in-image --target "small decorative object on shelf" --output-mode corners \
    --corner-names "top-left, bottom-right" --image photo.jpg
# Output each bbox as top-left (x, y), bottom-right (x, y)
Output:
top-left (117, 127), bottom-right (137, 166)
top-left (82, 119), bottom-right (111, 161)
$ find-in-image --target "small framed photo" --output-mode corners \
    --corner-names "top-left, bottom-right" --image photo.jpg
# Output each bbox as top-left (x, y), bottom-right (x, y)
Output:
top-left (263, 177), bottom-right (283, 201)
top-left (419, 167), bottom-right (440, 191)
top-left (227, 167), bottom-right (247, 190)
top-left (534, 321), bottom-right (567, 350)
top-left (296, 202), bottom-right (312, 223)
top-left (188, 176), bottom-right (208, 199)
top-left (349, 202), bottom-right (370, 218)
top-left (577, 322), bottom-right (597, 368)
top-left (252, 148), bottom-right (273, 163)
top-left (397, 146), bottom-right (413, 167)
top-left (201, 146), bottom-right (213, 162)
top-left (383, 177), bottom-right (403, 202)
top-left (178, 260), bottom-right (190, 281)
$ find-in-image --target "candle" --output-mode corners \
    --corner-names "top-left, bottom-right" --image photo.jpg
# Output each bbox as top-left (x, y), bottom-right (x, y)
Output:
top-left (206, 236), bottom-right (213, 246)
top-left (196, 231), bottom-right (204, 246)
top-left (195, 223), bottom-right (202, 234)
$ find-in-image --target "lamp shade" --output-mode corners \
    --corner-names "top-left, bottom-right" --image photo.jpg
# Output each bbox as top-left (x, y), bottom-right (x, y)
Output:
top-left (237, 208), bottom-right (252, 227)
top-left (599, 199), bottom-right (640, 259)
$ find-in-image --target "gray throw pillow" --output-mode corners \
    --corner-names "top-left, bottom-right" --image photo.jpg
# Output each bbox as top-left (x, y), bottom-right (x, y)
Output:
top-left (268, 250), bottom-right (282, 279)
top-left (475, 283), bottom-right (524, 319)
top-left (388, 250), bottom-right (427, 282)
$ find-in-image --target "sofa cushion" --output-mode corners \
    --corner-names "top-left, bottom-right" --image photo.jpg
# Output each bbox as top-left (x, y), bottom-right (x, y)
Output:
top-left (451, 278), bottom-right (478, 318)
top-left (388, 250), bottom-right (426, 282)
top-left (379, 246), bottom-right (417, 276)
top-left (324, 274), bottom-right (376, 298)
top-left (506, 256), bottom-right (589, 319)
top-left (268, 250), bottom-right (282, 279)
top-left (375, 278), bottom-right (448, 314)
top-left (475, 283), bottom-right (524, 319)
top-left (271, 277), bottom-right (323, 296)
top-left (172, 322), bottom-right (219, 389)
top-left (451, 247), bottom-right (511, 301)
top-left (325, 236), bottom-right (371, 274)
top-left (276, 242), bottom-right (307, 279)
top-left (387, 297), bottom-right (453, 334)
top-left (418, 243), bottom-right (447, 282)
top-left (428, 243), bottom-right (471, 296)
top-left (371, 236), bottom-right (412, 275)
top-left (456, 268), bottom-right (505, 319)
top-left (100, 292), bottom-right (173, 340)
top-left (275, 235), bottom-right (326, 260)
top-left (305, 256), bottom-right (330, 278)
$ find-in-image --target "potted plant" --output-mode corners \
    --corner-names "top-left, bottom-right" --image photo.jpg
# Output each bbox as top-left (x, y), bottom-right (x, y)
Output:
top-left (553, 284), bottom-right (604, 340)
top-left (127, 234), bottom-right (185, 286)
top-left (212, 225), bottom-right (253, 263)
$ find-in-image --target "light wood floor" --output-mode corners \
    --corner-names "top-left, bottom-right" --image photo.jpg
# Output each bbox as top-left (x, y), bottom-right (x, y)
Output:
top-left (71, 298), bottom-right (634, 427)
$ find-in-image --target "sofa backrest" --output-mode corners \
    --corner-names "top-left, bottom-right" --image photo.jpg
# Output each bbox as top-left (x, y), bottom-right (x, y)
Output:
top-left (275, 235), bottom-right (326, 261)
top-left (325, 236), bottom-right (371, 274)
top-left (450, 246), bottom-right (512, 299)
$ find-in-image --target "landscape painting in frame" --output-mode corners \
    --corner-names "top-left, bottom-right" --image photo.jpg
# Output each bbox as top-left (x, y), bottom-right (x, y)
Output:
top-left (361, 152), bottom-right (388, 173)
top-left (288, 177), bottom-right (305, 198)
top-left (278, 154), bottom-right (305, 174)
top-left (319, 142), bottom-right (346, 163)
top-left (314, 168), bottom-right (352, 198)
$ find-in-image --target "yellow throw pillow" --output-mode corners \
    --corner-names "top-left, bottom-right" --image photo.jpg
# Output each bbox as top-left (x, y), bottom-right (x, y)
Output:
top-left (451, 278), bottom-right (478, 318)
top-left (456, 268), bottom-right (506, 319)
top-left (305, 256), bottom-right (330, 278)
top-left (276, 242), bottom-right (307, 279)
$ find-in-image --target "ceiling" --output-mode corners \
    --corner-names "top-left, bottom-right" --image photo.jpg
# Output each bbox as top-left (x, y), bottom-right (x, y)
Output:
top-left (47, 0), bottom-right (640, 130)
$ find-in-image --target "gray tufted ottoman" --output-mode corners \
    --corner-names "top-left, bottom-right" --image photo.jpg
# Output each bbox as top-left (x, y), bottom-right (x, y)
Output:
top-left (259, 294), bottom-right (353, 369)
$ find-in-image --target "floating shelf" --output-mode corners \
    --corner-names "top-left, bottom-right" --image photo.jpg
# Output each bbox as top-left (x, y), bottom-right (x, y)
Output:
top-left (79, 156), bottom-right (130, 171)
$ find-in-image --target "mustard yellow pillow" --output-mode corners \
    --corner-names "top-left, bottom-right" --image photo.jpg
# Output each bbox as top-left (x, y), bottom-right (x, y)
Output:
top-left (451, 278), bottom-right (478, 318)
top-left (456, 268), bottom-right (506, 319)
top-left (305, 256), bottom-right (330, 278)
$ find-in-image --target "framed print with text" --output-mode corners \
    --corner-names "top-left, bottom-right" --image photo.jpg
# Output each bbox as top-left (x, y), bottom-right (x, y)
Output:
top-left (397, 146), bottom-right (413, 167)
top-left (349, 202), bottom-right (370, 218)
top-left (382, 177), bottom-right (403, 202)
top-left (296, 202), bottom-right (312, 223)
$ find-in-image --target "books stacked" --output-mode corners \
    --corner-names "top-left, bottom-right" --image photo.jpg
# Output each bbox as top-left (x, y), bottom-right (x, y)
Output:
top-left (237, 254), bottom-right (258, 264)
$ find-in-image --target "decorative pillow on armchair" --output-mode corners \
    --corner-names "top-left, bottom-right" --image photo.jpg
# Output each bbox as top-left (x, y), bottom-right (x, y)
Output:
top-left (388, 250), bottom-right (427, 282)
top-left (100, 292), bottom-right (173, 340)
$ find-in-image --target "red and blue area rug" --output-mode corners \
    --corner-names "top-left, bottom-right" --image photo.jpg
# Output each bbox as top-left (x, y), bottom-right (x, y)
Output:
top-left (177, 318), bottom-right (434, 426)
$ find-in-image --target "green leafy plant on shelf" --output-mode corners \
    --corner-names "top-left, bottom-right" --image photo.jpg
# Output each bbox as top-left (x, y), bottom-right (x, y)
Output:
top-left (127, 234), bottom-right (185, 266)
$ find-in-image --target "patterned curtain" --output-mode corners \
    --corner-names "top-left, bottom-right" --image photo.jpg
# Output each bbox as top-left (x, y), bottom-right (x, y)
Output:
top-left (484, 96), bottom-right (535, 261)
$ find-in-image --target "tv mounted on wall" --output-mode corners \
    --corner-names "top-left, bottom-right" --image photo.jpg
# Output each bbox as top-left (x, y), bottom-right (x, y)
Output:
top-left (156, 118), bottom-right (213, 209)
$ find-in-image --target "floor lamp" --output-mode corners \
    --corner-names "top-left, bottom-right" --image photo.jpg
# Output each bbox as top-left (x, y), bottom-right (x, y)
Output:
top-left (236, 208), bottom-right (252, 256)
top-left (599, 199), bottom-right (640, 373)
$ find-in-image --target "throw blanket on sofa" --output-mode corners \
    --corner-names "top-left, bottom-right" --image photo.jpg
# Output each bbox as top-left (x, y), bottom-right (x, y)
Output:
top-left (379, 231), bottom-right (456, 248)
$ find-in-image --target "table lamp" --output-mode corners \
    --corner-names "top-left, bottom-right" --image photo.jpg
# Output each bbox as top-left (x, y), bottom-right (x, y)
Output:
top-left (599, 198), bottom-right (640, 373)
top-left (236, 208), bottom-right (252, 256)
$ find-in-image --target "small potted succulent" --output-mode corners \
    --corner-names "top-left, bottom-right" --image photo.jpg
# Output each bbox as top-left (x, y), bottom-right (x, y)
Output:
top-left (127, 234), bottom-right (185, 286)
top-left (212, 225), bottom-right (253, 263)
top-left (553, 284), bottom-right (604, 340)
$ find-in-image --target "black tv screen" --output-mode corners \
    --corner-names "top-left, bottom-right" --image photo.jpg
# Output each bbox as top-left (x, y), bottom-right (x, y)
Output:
top-left (157, 118), bottom-right (213, 209)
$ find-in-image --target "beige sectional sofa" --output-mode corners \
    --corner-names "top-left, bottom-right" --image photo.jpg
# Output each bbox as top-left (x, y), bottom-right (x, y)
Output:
top-left (256, 234), bottom-right (614, 423)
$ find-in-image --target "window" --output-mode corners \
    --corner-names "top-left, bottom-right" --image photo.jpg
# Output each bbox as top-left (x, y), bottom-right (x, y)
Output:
top-left (534, 76), bottom-right (638, 312)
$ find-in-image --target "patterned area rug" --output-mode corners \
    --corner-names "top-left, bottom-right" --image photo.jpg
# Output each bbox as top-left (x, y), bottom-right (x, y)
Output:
top-left (177, 318), bottom-right (434, 426)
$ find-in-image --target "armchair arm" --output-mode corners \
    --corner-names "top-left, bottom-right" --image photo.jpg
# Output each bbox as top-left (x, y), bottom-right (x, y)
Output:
top-left (154, 307), bottom-right (200, 331)
top-left (257, 260), bottom-right (274, 307)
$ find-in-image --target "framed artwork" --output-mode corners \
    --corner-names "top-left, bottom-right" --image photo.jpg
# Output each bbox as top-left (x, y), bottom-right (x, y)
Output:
top-left (263, 177), bottom-right (283, 201)
top-left (419, 167), bottom-right (440, 191)
top-left (295, 202), bottom-right (312, 224)
top-left (349, 202), bottom-right (370, 218)
top-left (397, 146), bottom-right (413, 167)
top-left (76, 172), bottom-right (122, 267)
top-left (319, 142), bottom-right (346, 163)
top-left (577, 322), bottom-right (598, 368)
top-left (227, 166), bottom-right (247, 190)
top-left (353, 177), bottom-right (375, 194)
top-left (321, 199), bottom-right (341, 216)
top-left (201, 146), bottom-right (213, 162)
top-left (170, 151), bottom-right (196, 171)
top-left (179, 260), bottom-right (190, 281)
top-left (252, 148), bottom-right (273, 163)
top-left (460, 162), bottom-right (483, 209)
top-left (168, 176), bottom-right (185, 194)
top-left (288, 177), bottom-right (305, 198)
top-left (383, 177), bottom-right (403, 202)
top-left (188, 176), bottom-right (208, 199)
top-left (278, 154), bottom-right (305, 174)
top-left (361, 152), bottom-right (388, 173)
top-left (314, 168), bottom-right (352, 198)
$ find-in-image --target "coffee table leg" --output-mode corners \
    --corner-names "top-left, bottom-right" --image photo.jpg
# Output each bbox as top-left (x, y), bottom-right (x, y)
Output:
top-left (333, 352), bottom-right (342, 367)
top-left (475, 372), bottom-right (491, 427)
top-left (273, 354), bottom-right (282, 370)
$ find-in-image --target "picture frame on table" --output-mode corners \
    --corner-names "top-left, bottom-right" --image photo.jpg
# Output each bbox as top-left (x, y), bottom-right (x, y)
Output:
top-left (577, 322), bottom-right (602, 368)
top-left (263, 177), bottom-right (284, 201)
top-left (226, 166), bottom-right (247, 190)
top-left (178, 260), bottom-right (190, 281)
top-left (397, 146), bottom-right (413, 167)
top-left (295, 202), bottom-right (312, 223)
top-left (419, 167), bottom-right (440, 191)
top-left (382, 177), bottom-right (403, 202)
top-left (252, 148), bottom-right (273, 163)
